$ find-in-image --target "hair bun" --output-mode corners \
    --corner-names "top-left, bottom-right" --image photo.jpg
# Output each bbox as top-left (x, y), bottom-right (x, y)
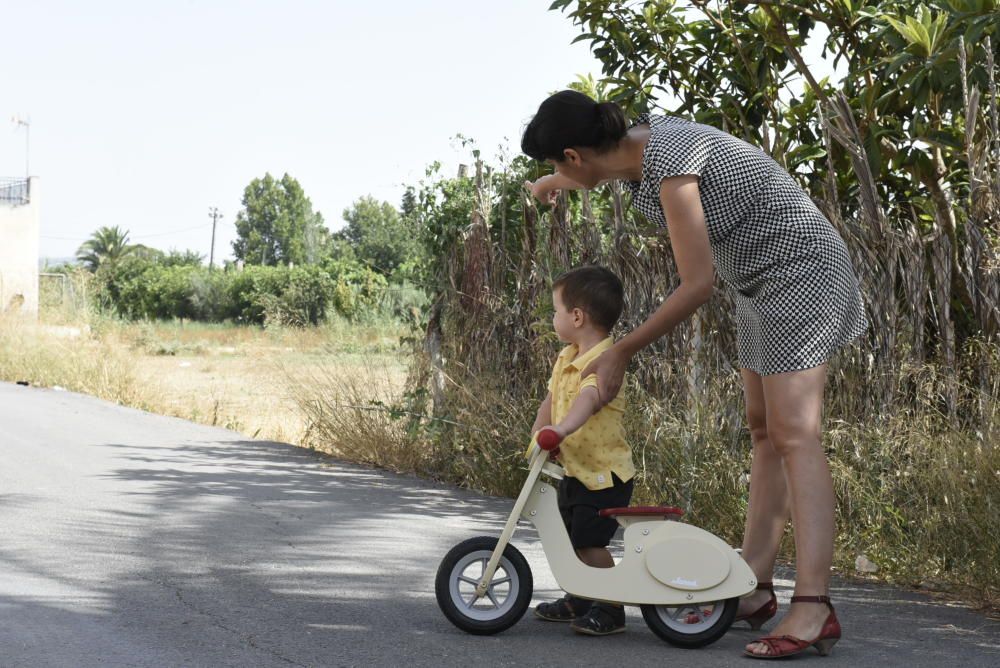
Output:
top-left (521, 90), bottom-right (627, 161)
top-left (595, 101), bottom-right (627, 143)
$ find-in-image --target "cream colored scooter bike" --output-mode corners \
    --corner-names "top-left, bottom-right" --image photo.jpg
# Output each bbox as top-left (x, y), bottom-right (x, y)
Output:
top-left (435, 427), bottom-right (757, 647)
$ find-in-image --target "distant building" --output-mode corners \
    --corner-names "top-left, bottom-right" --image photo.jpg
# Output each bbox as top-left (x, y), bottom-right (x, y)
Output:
top-left (0, 177), bottom-right (40, 317)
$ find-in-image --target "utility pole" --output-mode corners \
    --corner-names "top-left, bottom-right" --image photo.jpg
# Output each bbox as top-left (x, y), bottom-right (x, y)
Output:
top-left (208, 207), bottom-right (223, 269)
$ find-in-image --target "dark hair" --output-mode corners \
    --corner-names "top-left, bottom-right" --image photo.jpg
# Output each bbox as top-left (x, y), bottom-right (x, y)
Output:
top-left (521, 90), bottom-right (627, 162)
top-left (552, 265), bottom-right (625, 332)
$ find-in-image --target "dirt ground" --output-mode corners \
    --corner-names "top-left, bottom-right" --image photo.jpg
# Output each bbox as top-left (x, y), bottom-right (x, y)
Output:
top-left (125, 321), bottom-right (410, 444)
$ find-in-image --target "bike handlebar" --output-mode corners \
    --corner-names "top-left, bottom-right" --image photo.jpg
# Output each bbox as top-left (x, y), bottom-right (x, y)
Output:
top-left (536, 427), bottom-right (563, 451)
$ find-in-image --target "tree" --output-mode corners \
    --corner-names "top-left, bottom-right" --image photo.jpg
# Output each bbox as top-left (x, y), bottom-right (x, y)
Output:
top-left (552, 1), bottom-right (997, 209)
top-left (160, 249), bottom-right (205, 267)
top-left (76, 226), bottom-right (134, 271)
top-left (232, 173), bottom-right (328, 266)
top-left (552, 0), bottom-right (999, 340)
top-left (336, 195), bottom-right (420, 277)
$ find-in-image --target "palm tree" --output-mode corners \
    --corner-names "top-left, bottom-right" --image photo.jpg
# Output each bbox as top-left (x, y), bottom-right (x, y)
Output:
top-left (76, 226), bottom-right (134, 271)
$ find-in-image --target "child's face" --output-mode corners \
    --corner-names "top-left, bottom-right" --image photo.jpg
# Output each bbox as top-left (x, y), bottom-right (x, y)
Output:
top-left (552, 288), bottom-right (582, 342)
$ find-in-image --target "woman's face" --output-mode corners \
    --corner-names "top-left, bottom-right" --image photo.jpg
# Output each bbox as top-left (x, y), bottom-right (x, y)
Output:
top-left (550, 148), bottom-right (601, 188)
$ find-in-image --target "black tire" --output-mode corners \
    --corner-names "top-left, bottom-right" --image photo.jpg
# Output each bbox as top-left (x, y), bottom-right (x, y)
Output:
top-left (640, 597), bottom-right (739, 648)
top-left (435, 536), bottom-right (533, 635)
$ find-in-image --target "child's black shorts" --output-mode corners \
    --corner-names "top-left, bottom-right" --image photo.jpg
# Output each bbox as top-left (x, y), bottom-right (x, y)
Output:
top-left (557, 473), bottom-right (634, 549)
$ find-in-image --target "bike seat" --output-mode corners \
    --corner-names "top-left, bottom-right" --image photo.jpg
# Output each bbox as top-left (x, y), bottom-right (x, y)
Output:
top-left (598, 506), bottom-right (684, 519)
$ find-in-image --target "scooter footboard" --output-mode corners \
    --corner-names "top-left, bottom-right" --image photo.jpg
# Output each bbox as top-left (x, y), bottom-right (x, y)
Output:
top-left (521, 480), bottom-right (756, 605)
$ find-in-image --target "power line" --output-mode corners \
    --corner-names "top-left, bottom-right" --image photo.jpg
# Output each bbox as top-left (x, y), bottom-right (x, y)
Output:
top-left (133, 223), bottom-right (214, 239)
top-left (41, 222), bottom-right (214, 242)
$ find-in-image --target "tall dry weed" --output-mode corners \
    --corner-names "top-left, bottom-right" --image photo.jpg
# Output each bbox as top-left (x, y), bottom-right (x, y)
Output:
top-left (289, 359), bottom-right (424, 472)
top-left (0, 316), bottom-right (154, 407)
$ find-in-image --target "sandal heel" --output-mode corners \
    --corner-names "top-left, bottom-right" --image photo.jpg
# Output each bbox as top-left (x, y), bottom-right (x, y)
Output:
top-left (813, 638), bottom-right (838, 656)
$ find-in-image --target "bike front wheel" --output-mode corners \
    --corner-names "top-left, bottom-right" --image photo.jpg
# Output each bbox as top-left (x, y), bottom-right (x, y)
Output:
top-left (435, 536), bottom-right (533, 635)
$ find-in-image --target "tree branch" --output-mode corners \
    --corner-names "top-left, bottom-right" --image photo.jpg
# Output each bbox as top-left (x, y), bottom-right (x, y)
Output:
top-left (756, 3), bottom-right (833, 111)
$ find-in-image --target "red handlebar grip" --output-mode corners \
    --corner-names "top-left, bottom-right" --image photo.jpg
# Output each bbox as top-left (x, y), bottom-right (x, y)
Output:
top-left (536, 428), bottom-right (563, 451)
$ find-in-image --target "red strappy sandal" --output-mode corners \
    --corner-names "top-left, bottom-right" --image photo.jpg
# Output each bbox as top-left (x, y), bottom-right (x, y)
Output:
top-left (743, 595), bottom-right (841, 660)
top-left (735, 581), bottom-right (777, 630)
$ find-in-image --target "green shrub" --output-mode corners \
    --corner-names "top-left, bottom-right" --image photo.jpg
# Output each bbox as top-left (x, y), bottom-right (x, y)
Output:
top-left (90, 254), bottom-right (391, 324)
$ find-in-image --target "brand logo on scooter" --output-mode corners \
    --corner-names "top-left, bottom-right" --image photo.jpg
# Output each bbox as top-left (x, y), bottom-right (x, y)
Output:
top-left (671, 577), bottom-right (699, 587)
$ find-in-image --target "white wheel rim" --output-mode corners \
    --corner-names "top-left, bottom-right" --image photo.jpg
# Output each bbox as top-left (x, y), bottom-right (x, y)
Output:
top-left (654, 600), bottom-right (725, 634)
top-left (448, 549), bottom-right (519, 621)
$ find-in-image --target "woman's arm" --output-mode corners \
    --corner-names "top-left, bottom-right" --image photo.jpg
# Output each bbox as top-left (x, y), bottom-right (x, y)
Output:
top-left (524, 173), bottom-right (619, 205)
top-left (581, 175), bottom-right (715, 405)
top-left (524, 173), bottom-right (586, 204)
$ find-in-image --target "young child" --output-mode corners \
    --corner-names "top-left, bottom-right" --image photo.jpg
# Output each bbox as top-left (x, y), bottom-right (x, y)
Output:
top-left (530, 265), bottom-right (635, 636)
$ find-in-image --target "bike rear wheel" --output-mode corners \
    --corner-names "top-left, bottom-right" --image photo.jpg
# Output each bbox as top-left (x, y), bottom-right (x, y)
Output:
top-left (640, 597), bottom-right (738, 648)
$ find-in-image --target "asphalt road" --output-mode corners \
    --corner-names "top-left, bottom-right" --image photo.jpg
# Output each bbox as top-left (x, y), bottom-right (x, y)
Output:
top-left (2, 381), bottom-right (999, 667)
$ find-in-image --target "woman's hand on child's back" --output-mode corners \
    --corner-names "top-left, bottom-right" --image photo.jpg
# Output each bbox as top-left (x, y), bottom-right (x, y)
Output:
top-left (581, 345), bottom-right (630, 408)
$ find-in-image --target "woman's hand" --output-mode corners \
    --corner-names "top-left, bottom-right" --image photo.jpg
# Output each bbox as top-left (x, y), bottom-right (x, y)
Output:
top-left (524, 174), bottom-right (562, 205)
top-left (580, 344), bottom-right (632, 408)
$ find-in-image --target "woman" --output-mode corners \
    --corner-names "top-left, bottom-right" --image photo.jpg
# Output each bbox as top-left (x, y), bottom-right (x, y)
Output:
top-left (521, 90), bottom-right (867, 659)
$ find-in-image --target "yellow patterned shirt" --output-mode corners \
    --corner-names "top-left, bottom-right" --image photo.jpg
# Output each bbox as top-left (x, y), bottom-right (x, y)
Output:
top-left (533, 336), bottom-right (635, 491)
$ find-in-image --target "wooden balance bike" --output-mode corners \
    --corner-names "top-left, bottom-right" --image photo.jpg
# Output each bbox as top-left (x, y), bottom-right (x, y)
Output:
top-left (435, 427), bottom-right (757, 647)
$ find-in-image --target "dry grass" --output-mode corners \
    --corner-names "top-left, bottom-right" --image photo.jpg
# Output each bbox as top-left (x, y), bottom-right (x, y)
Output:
top-left (290, 360), bottom-right (421, 469)
top-left (0, 315), bottom-right (152, 407)
top-left (0, 313), bottom-right (409, 445)
top-left (114, 319), bottom-right (409, 442)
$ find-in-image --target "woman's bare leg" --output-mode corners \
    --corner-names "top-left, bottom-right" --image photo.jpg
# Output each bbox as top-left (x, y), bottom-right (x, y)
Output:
top-left (737, 368), bottom-right (791, 617)
top-left (747, 363), bottom-right (833, 656)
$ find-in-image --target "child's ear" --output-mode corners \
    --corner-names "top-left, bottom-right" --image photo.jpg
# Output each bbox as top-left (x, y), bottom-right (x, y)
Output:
top-left (572, 307), bottom-right (585, 327)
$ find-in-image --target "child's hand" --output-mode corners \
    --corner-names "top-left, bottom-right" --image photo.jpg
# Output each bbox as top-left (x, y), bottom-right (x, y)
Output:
top-left (535, 425), bottom-right (564, 460)
top-left (542, 425), bottom-right (567, 440)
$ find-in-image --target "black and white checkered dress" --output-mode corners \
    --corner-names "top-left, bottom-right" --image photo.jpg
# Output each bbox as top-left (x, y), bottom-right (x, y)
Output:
top-left (624, 114), bottom-right (868, 375)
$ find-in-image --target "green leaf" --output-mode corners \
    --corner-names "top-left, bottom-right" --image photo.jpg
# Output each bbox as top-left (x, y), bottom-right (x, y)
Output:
top-left (907, 15), bottom-right (932, 53)
top-left (864, 131), bottom-right (883, 177)
top-left (790, 144), bottom-right (828, 164)
top-left (923, 130), bottom-right (962, 152)
top-left (920, 5), bottom-right (932, 32)
top-left (885, 16), bottom-right (922, 50)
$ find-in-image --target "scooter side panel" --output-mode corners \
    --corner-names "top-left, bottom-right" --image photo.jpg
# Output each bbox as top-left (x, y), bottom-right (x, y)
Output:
top-left (644, 536), bottom-right (731, 590)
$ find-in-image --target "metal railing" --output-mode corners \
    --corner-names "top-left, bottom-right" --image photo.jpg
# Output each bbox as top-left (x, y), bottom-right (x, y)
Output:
top-left (0, 178), bottom-right (30, 205)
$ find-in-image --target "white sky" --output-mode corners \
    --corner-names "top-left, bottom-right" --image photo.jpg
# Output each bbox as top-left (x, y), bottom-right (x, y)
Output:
top-left (2, 1), bottom-right (837, 262)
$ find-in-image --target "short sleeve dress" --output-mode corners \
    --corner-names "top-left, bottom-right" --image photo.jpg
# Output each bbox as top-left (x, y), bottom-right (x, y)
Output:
top-left (623, 114), bottom-right (868, 375)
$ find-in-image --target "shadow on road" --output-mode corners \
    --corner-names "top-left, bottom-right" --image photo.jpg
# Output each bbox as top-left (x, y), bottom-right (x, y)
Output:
top-left (4, 426), bottom-right (1000, 666)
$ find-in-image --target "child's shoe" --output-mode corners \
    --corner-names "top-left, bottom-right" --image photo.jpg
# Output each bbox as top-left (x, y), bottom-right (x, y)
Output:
top-left (570, 602), bottom-right (626, 635)
top-left (534, 594), bottom-right (591, 621)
